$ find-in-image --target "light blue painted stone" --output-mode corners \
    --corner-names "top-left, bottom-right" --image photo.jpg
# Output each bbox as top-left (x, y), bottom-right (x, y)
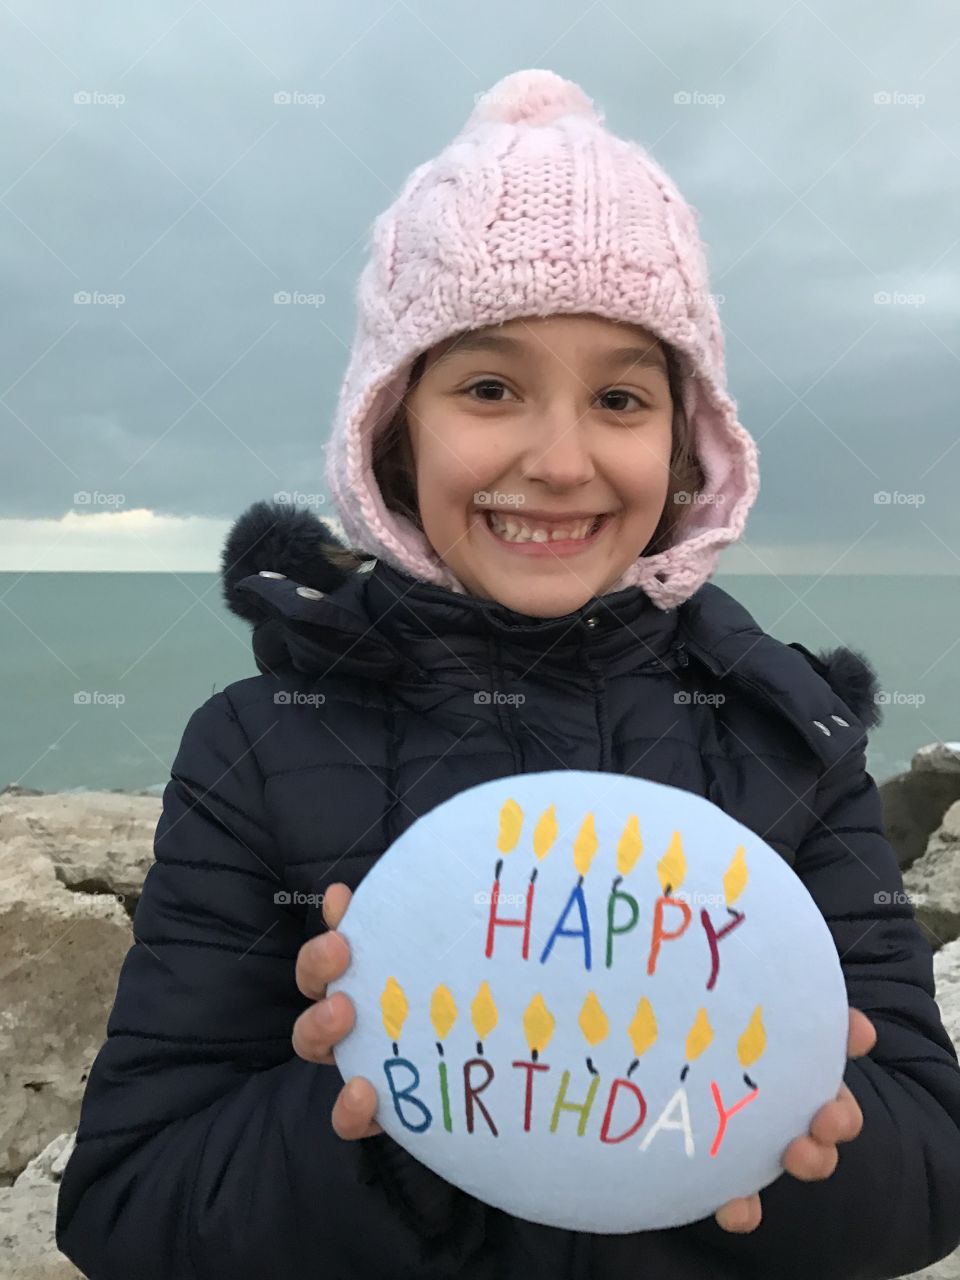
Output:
top-left (329, 769), bottom-right (849, 1233)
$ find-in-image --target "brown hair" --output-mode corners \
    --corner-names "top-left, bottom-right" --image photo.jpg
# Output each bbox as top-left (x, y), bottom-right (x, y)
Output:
top-left (327, 338), bottom-right (705, 573)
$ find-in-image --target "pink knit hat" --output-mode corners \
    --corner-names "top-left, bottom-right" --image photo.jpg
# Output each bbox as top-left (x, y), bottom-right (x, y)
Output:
top-left (325, 68), bottom-right (760, 610)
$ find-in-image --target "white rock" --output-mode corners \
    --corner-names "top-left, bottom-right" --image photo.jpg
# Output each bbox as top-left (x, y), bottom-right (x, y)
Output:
top-left (913, 744), bottom-right (960, 775)
top-left (0, 789), bottom-right (160, 903)
top-left (0, 805), bottom-right (135, 1181)
top-left (903, 800), bottom-right (960, 952)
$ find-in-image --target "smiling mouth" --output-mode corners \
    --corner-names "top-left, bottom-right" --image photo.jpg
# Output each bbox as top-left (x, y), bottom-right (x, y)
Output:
top-left (481, 510), bottom-right (610, 544)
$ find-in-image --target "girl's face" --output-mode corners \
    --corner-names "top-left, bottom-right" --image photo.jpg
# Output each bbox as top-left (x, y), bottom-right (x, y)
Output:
top-left (403, 313), bottom-right (675, 618)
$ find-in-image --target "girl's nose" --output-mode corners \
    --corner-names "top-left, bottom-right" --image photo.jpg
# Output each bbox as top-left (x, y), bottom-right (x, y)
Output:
top-left (521, 415), bottom-right (596, 488)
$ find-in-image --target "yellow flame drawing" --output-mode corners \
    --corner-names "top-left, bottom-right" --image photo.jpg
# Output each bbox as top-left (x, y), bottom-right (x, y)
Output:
top-left (579, 992), bottom-right (609, 1047)
top-left (685, 1007), bottom-right (714, 1061)
top-left (657, 830), bottom-right (687, 894)
top-left (573, 812), bottom-right (599, 877)
top-left (627, 996), bottom-right (658, 1057)
top-left (380, 976), bottom-right (408, 1041)
top-left (616, 814), bottom-right (643, 876)
top-left (430, 984), bottom-right (457, 1041)
top-left (523, 993), bottom-right (556, 1055)
top-left (471, 980), bottom-right (498, 1041)
top-left (533, 804), bottom-right (558, 860)
top-left (738, 1005), bottom-right (766, 1068)
top-left (497, 798), bottom-right (523, 854)
top-left (723, 845), bottom-right (748, 905)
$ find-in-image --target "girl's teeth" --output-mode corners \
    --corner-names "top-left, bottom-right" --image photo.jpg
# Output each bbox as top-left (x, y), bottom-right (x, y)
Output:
top-left (485, 512), bottom-right (600, 543)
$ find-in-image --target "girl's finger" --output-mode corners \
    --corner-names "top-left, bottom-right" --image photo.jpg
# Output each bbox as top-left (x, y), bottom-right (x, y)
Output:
top-left (782, 1133), bottom-right (840, 1181)
top-left (810, 1086), bottom-right (863, 1146)
top-left (323, 883), bottom-right (353, 931)
top-left (291, 991), bottom-right (355, 1062)
top-left (847, 1007), bottom-right (877, 1058)
top-left (332, 1077), bottom-right (382, 1140)
top-left (714, 1193), bottom-right (762, 1233)
top-left (295, 930), bottom-right (350, 1001)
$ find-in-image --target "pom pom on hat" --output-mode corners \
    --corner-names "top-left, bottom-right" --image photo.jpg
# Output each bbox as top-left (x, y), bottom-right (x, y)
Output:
top-left (464, 68), bottom-right (603, 130)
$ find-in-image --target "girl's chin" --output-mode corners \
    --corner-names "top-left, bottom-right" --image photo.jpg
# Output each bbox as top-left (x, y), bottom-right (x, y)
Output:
top-left (459, 563), bottom-right (626, 616)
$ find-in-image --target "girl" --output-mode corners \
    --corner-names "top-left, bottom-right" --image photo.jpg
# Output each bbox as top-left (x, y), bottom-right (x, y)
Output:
top-left (57, 69), bottom-right (960, 1280)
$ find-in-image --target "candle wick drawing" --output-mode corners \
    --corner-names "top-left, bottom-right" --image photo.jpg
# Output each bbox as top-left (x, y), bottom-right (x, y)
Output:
top-left (586, 1057), bottom-right (598, 1076)
top-left (627, 1058), bottom-right (639, 1079)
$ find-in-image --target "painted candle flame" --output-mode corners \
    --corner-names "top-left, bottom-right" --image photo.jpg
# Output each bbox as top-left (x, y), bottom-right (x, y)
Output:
top-left (523, 993), bottom-right (556, 1055)
top-left (723, 845), bottom-right (749, 905)
top-left (380, 976), bottom-right (408, 1041)
top-left (627, 996), bottom-right (658, 1057)
top-left (430, 984), bottom-right (458, 1040)
top-left (738, 1005), bottom-right (767, 1068)
top-left (573, 812), bottom-right (599, 877)
top-left (657, 830), bottom-right (687, 894)
top-left (471, 979), bottom-right (498, 1040)
top-left (497, 798), bottom-right (523, 854)
top-left (579, 991), bottom-right (609, 1047)
top-left (616, 814), bottom-right (643, 876)
top-left (533, 804), bottom-right (558, 860)
top-left (685, 1007), bottom-right (714, 1061)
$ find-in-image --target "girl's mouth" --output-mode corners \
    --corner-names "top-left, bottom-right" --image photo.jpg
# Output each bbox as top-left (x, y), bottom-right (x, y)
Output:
top-left (478, 509), bottom-right (612, 558)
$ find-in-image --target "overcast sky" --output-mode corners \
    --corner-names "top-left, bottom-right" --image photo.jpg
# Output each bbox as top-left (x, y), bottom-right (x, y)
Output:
top-left (1, 0), bottom-right (958, 574)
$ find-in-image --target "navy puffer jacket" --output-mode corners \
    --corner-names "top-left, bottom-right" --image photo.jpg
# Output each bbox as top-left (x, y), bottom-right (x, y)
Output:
top-left (56, 501), bottom-right (960, 1280)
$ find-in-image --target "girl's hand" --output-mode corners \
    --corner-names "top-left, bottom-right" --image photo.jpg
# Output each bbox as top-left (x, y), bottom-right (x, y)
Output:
top-left (714, 1007), bottom-right (877, 1233)
top-left (292, 881), bottom-right (382, 1140)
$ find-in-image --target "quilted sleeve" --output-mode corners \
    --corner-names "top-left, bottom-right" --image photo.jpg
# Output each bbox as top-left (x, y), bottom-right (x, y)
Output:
top-left (55, 690), bottom-right (485, 1280)
top-left (689, 736), bottom-right (960, 1280)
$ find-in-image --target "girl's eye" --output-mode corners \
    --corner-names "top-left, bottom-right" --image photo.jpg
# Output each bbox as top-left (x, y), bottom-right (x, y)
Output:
top-left (599, 388), bottom-right (648, 413)
top-left (462, 379), bottom-right (515, 402)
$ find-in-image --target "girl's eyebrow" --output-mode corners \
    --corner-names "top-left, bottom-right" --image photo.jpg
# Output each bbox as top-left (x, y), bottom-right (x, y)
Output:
top-left (432, 332), bottom-right (667, 373)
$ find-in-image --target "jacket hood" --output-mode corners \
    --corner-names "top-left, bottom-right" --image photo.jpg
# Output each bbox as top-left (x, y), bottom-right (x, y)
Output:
top-left (221, 500), bottom-right (882, 766)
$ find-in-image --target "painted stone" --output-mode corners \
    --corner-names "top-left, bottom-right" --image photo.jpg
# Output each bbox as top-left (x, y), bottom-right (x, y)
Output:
top-left (328, 769), bottom-right (849, 1233)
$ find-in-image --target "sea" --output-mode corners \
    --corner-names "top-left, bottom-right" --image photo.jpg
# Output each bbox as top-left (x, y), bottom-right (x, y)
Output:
top-left (0, 572), bottom-right (956, 794)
